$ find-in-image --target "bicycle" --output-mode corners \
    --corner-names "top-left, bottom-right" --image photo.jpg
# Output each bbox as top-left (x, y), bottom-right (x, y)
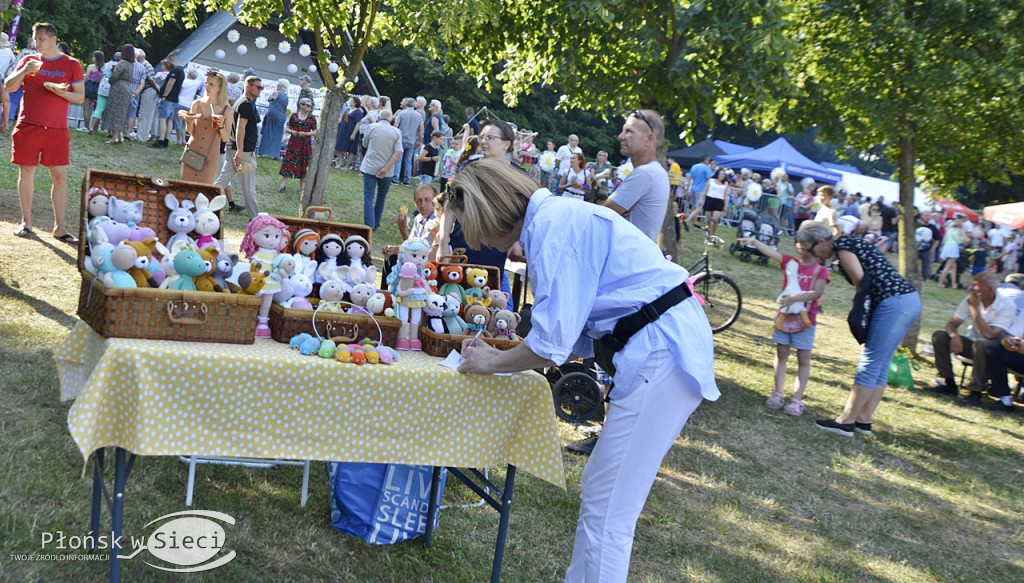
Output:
top-left (686, 227), bottom-right (743, 333)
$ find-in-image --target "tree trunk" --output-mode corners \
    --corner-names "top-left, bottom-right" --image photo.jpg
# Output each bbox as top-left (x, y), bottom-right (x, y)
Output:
top-left (898, 124), bottom-right (922, 354)
top-left (300, 83), bottom-right (348, 212)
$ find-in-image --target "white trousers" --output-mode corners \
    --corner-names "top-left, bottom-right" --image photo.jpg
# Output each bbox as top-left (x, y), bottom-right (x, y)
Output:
top-left (564, 349), bottom-right (704, 583)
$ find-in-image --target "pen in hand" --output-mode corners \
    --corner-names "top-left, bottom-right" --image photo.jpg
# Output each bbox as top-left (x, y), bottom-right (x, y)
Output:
top-left (467, 327), bottom-right (485, 349)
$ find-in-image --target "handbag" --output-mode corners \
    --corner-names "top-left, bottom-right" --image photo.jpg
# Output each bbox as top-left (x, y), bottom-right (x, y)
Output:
top-left (84, 79), bottom-right (99, 100)
top-left (847, 271), bottom-right (874, 344)
top-left (180, 148), bottom-right (206, 171)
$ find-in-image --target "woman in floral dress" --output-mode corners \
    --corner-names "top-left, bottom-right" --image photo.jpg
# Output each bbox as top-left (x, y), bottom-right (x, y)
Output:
top-left (278, 97), bottom-right (317, 193)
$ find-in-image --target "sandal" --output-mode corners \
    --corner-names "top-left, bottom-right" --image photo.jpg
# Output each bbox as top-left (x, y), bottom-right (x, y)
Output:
top-left (277, 185), bottom-right (287, 193)
top-left (13, 225), bottom-right (34, 238)
top-left (783, 399), bottom-right (805, 416)
top-left (765, 393), bottom-right (784, 409)
top-left (54, 233), bottom-right (79, 244)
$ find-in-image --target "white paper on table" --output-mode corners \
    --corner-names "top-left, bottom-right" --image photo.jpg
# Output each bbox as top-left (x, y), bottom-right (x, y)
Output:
top-left (437, 350), bottom-right (514, 375)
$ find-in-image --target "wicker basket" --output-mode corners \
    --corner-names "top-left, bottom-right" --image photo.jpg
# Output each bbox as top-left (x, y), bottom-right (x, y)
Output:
top-left (76, 169), bottom-right (261, 343)
top-left (418, 326), bottom-right (521, 357)
top-left (269, 300), bottom-right (400, 346)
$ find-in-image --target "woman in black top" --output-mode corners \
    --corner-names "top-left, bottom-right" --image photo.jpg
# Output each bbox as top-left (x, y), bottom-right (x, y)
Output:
top-left (798, 221), bottom-right (921, 437)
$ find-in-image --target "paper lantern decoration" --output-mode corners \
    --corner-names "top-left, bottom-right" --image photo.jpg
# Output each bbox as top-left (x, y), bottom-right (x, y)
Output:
top-left (255, 37), bottom-right (268, 50)
top-left (328, 62), bottom-right (339, 73)
top-left (268, 54), bottom-right (277, 63)
top-left (227, 30), bottom-right (240, 43)
top-left (236, 44), bottom-right (248, 55)
top-left (287, 63), bottom-right (298, 74)
top-left (214, 49), bottom-right (226, 60)
top-left (308, 64), bottom-right (316, 73)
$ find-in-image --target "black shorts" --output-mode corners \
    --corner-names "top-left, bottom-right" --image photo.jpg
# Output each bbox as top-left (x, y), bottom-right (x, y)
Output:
top-left (703, 197), bottom-right (725, 213)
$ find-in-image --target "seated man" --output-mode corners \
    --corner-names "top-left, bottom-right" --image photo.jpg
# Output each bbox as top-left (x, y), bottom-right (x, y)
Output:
top-left (985, 306), bottom-right (1024, 412)
top-left (997, 273), bottom-right (1024, 315)
top-left (929, 272), bottom-right (1016, 405)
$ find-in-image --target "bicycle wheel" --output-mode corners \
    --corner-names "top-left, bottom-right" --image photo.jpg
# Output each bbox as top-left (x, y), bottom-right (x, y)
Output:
top-left (693, 272), bottom-right (742, 333)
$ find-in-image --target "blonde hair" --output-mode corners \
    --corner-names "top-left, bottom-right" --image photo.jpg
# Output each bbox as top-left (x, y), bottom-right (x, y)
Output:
top-left (206, 72), bottom-right (229, 108)
top-left (446, 159), bottom-right (538, 249)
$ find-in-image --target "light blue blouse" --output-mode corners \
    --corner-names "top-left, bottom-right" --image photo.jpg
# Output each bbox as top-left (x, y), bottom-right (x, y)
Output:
top-left (520, 189), bottom-right (720, 402)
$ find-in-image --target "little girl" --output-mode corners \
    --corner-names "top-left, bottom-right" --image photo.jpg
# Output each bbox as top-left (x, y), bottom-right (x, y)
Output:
top-left (737, 235), bottom-right (829, 415)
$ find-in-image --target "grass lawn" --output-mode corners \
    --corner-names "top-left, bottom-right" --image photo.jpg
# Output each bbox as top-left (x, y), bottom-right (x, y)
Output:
top-left (2, 130), bottom-right (1023, 582)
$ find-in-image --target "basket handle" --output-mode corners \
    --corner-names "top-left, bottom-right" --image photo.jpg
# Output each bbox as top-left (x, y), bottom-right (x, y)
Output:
top-left (439, 253), bottom-right (468, 264)
top-left (312, 300), bottom-right (384, 344)
top-left (166, 300), bottom-right (209, 325)
top-left (304, 206), bottom-right (333, 221)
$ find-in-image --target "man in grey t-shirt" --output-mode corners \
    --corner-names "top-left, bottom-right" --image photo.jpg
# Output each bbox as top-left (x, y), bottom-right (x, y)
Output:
top-left (604, 110), bottom-right (670, 242)
top-left (393, 98), bottom-right (422, 185)
top-left (360, 109), bottom-right (402, 229)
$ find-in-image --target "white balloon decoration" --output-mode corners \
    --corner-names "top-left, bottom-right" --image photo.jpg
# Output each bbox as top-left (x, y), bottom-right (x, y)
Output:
top-left (287, 63), bottom-right (298, 74)
top-left (308, 64), bottom-right (316, 73)
top-left (328, 62), bottom-right (339, 73)
top-left (268, 54), bottom-right (277, 62)
top-left (214, 49), bottom-right (226, 60)
top-left (236, 44), bottom-right (248, 55)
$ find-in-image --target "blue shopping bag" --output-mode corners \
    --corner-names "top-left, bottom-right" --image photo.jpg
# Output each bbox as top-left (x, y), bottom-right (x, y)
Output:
top-left (327, 462), bottom-right (446, 545)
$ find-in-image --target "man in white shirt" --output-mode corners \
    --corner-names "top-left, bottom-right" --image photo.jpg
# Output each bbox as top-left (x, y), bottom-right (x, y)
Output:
top-left (0, 33), bottom-right (15, 78)
top-left (985, 303), bottom-right (1024, 411)
top-left (930, 272), bottom-right (1017, 405)
top-left (555, 134), bottom-right (582, 174)
top-left (603, 110), bottom-right (669, 242)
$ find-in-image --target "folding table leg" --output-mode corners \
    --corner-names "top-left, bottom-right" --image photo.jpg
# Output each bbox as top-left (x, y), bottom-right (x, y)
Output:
top-left (424, 466), bottom-right (443, 548)
top-left (88, 448), bottom-right (105, 552)
top-left (490, 465), bottom-right (517, 583)
top-left (110, 448), bottom-right (129, 583)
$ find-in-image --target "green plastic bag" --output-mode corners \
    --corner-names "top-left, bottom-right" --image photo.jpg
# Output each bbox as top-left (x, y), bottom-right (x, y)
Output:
top-left (887, 353), bottom-right (919, 389)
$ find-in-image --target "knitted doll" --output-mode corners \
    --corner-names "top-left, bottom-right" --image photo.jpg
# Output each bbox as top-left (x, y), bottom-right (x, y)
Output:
top-left (240, 213), bottom-right (290, 338)
top-left (386, 237), bottom-right (430, 350)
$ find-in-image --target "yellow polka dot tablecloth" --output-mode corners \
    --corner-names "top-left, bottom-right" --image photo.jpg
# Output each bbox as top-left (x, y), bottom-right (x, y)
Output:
top-left (55, 322), bottom-right (565, 488)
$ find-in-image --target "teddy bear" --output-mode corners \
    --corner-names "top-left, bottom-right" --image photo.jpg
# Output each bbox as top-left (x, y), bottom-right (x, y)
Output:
top-left (440, 293), bottom-right (467, 334)
top-left (462, 303), bottom-right (492, 338)
top-left (194, 246), bottom-right (224, 293)
top-left (122, 238), bottom-right (159, 288)
top-left (438, 264), bottom-right (466, 307)
top-left (483, 287), bottom-right (510, 312)
top-left (465, 267), bottom-right (489, 302)
top-left (422, 261), bottom-right (439, 294)
top-left (422, 292), bottom-right (446, 334)
top-left (488, 309), bottom-right (521, 341)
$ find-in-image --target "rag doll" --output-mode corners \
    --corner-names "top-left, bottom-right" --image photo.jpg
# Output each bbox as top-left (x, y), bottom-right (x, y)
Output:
top-left (240, 213), bottom-right (290, 338)
top-left (386, 237), bottom-right (430, 350)
top-left (338, 235), bottom-right (376, 287)
top-left (315, 234), bottom-right (345, 284)
top-left (290, 228), bottom-right (320, 276)
top-left (192, 193), bottom-right (227, 250)
top-left (164, 193), bottom-right (197, 250)
top-left (86, 187), bottom-right (109, 219)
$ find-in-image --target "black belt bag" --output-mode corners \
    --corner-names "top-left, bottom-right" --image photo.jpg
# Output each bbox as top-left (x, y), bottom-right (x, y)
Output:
top-left (594, 281), bottom-right (692, 376)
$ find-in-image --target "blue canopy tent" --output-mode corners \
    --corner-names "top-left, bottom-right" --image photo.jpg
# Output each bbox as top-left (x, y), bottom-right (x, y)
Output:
top-left (716, 137), bottom-right (842, 184)
top-left (715, 140), bottom-right (754, 156)
top-left (666, 138), bottom-right (753, 168)
top-left (820, 161), bottom-right (861, 175)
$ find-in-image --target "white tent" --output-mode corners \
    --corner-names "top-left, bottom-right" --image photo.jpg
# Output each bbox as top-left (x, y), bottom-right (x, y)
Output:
top-left (838, 172), bottom-right (929, 211)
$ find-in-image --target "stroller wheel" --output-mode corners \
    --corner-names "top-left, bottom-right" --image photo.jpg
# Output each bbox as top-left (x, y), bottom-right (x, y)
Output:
top-left (729, 242), bottom-right (737, 255)
top-left (740, 253), bottom-right (751, 262)
top-left (552, 372), bottom-right (603, 423)
top-left (758, 256), bottom-right (769, 266)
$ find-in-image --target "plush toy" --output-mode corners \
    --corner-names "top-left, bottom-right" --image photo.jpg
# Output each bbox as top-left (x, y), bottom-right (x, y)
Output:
top-left (122, 238), bottom-right (159, 288)
top-left (86, 187), bottom-right (109, 219)
top-left (318, 279), bottom-right (348, 313)
top-left (270, 253), bottom-right (297, 305)
top-left (422, 293), bottom-right (446, 334)
top-left (438, 264), bottom-right (467, 307)
top-left (168, 246), bottom-right (208, 292)
top-left (279, 260), bottom-right (317, 310)
top-left (386, 238), bottom-right (431, 350)
top-left (211, 252), bottom-right (239, 293)
top-left (337, 235), bottom-right (376, 288)
top-left (366, 290), bottom-right (395, 318)
top-left (489, 309), bottom-right (521, 341)
top-left (107, 196), bottom-right (144, 227)
top-left (289, 333), bottom-right (321, 356)
top-left (376, 346), bottom-right (399, 365)
top-left (441, 293), bottom-right (468, 335)
top-left (462, 303), bottom-right (493, 338)
top-left (318, 339), bottom-right (337, 359)
top-left (349, 343), bottom-right (366, 364)
top-left (240, 213), bottom-right (290, 338)
top-left (422, 261), bottom-right (439, 294)
top-left (192, 193), bottom-right (227, 250)
top-left (93, 242), bottom-right (137, 288)
top-left (483, 287), bottom-right (510, 312)
top-left (164, 193), bottom-right (197, 250)
top-left (775, 260), bottom-right (813, 331)
top-left (465, 267), bottom-right (489, 302)
top-left (194, 246), bottom-right (224, 293)
top-left (88, 216), bottom-right (132, 245)
top-left (237, 261), bottom-right (271, 295)
top-left (290, 228), bottom-right (320, 275)
top-left (335, 346), bottom-right (352, 363)
top-left (128, 224), bottom-right (157, 242)
top-left (315, 234), bottom-right (345, 284)
top-left (348, 283), bottom-right (375, 315)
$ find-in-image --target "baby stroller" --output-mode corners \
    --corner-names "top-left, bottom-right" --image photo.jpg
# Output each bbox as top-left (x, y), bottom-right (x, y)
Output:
top-left (729, 209), bottom-right (781, 265)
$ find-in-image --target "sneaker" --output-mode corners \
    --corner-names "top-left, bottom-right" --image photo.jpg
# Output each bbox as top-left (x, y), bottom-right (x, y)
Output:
top-left (127, 131), bottom-right (138, 139)
top-left (928, 379), bottom-right (958, 395)
top-left (956, 392), bottom-right (983, 407)
top-left (815, 419), bottom-right (854, 437)
top-left (853, 422), bottom-right (873, 436)
top-left (983, 401), bottom-right (1014, 413)
top-left (565, 436), bottom-right (599, 456)
top-left (228, 202), bottom-right (245, 213)
top-left (76, 126), bottom-right (89, 133)
top-left (148, 140), bottom-right (164, 149)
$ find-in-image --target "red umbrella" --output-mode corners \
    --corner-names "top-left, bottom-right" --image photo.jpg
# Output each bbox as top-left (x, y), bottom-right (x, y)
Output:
top-left (934, 199), bottom-right (980, 222)
top-left (983, 202), bottom-right (1024, 229)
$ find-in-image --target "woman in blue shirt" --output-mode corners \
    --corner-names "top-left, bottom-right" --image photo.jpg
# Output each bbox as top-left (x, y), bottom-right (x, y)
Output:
top-left (448, 159), bottom-right (719, 583)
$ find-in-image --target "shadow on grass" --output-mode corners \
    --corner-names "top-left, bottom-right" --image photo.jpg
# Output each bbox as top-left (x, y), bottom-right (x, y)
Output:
top-left (0, 275), bottom-right (78, 330)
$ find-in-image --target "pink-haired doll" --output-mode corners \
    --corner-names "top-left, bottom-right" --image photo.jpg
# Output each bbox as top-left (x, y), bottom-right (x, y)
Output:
top-left (240, 213), bottom-right (290, 338)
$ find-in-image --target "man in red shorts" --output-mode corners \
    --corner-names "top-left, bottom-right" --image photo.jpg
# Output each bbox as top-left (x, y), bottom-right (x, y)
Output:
top-left (5, 22), bottom-right (84, 242)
